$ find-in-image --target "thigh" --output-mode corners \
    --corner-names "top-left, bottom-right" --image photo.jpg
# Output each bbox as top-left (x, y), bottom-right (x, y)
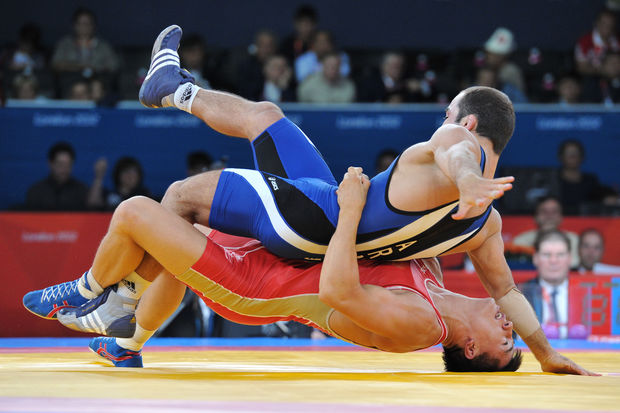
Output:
top-left (251, 117), bottom-right (337, 185)
top-left (163, 170), bottom-right (222, 226)
top-left (208, 169), bottom-right (332, 260)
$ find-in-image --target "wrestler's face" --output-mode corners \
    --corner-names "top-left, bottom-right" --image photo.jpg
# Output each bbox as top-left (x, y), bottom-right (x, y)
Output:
top-left (443, 92), bottom-right (464, 125)
top-left (470, 298), bottom-right (516, 368)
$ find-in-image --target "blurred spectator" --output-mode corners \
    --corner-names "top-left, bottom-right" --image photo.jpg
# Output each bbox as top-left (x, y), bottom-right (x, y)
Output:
top-left (179, 34), bottom-right (212, 89)
top-left (474, 66), bottom-right (528, 103)
top-left (69, 78), bottom-right (91, 100)
top-left (11, 74), bottom-right (43, 100)
top-left (186, 151), bottom-right (213, 176)
top-left (555, 139), bottom-right (613, 215)
top-left (5, 23), bottom-right (46, 72)
top-left (90, 75), bottom-right (118, 106)
top-left (51, 7), bottom-right (120, 75)
top-left (518, 230), bottom-right (572, 339)
top-left (87, 156), bottom-right (152, 211)
top-left (25, 142), bottom-right (88, 211)
top-left (237, 29), bottom-right (278, 100)
top-left (556, 73), bottom-right (583, 105)
top-left (375, 148), bottom-right (399, 174)
top-left (280, 4), bottom-right (318, 62)
top-left (576, 228), bottom-right (620, 274)
top-left (357, 51), bottom-right (409, 103)
top-left (582, 51), bottom-right (620, 104)
top-left (261, 55), bottom-right (296, 103)
top-left (297, 52), bottom-right (355, 103)
top-left (483, 27), bottom-right (527, 97)
top-left (575, 8), bottom-right (619, 77)
top-left (512, 196), bottom-right (580, 267)
top-left (295, 30), bottom-right (350, 83)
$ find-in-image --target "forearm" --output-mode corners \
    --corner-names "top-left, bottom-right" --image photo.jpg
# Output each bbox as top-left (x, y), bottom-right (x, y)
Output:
top-left (319, 210), bottom-right (362, 303)
top-left (496, 288), bottom-right (554, 361)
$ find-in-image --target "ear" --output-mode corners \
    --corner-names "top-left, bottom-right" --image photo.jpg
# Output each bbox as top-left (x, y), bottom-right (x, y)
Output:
top-left (459, 114), bottom-right (478, 132)
top-left (464, 337), bottom-right (476, 360)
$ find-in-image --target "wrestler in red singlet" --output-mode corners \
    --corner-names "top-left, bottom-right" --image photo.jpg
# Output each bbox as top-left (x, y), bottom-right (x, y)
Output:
top-left (176, 230), bottom-right (448, 350)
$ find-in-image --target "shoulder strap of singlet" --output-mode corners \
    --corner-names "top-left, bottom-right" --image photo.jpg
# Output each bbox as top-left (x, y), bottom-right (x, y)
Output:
top-left (479, 145), bottom-right (486, 174)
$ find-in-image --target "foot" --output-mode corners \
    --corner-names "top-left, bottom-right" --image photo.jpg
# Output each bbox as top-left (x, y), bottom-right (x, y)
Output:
top-left (57, 285), bottom-right (138, 338)
top-left (23, 279), bottom-right (88, 319)
top-left (89, 337), bottom-right (143, 368)
top-left (139, 24), bottom-right (195, 108)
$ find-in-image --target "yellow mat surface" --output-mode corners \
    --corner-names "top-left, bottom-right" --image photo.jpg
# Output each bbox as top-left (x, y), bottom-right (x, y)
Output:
top-left (1, 349), bottom-right (619, 412)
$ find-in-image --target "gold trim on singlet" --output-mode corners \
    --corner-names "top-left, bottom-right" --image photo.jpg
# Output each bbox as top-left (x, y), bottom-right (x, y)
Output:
top-left (176, 268), bottom-right (333, 331)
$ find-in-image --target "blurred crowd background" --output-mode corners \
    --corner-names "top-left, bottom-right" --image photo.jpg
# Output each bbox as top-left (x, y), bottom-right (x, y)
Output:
top-left (2, 0), bottom-right (620, 339)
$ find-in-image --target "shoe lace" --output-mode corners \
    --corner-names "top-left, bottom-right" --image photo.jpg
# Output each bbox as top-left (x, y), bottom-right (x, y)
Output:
top-left (41, 280), bottom-right (78, 303)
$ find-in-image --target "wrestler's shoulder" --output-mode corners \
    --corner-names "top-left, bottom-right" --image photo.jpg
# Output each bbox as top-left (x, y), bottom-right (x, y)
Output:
top-left (429, 124), bottom-right (477, 146)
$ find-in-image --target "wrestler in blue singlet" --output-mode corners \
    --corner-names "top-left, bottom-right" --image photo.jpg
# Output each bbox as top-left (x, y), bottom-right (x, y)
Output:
top-left (209, 117), bottom-right (491, 261)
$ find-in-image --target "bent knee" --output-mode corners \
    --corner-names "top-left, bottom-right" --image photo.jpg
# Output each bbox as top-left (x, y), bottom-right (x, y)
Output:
top-left (162, 179), bottom-right (187, 203)
top-left (114, 196), bottom-right (153, 229)
top-left (246, 101), bottom-right (284, 138)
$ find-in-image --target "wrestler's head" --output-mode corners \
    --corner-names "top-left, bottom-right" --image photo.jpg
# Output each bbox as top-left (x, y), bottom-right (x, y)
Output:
top-left (442, 297), bottom-right (522, 372)
top-left (443, 86), bottom-right (515, 155)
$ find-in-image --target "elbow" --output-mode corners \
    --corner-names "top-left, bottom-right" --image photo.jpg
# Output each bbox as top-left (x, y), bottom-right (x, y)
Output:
top-left (318, 288), bottom-right (338, 308)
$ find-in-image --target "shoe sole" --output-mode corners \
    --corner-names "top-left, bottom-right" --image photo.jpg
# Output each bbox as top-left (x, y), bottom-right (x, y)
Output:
top-left (89, 344), bottom-right (142, 368)
top-left (23, 302), bottom-right (73, 320)
top-left (88, 345), bottom-right (115, 366)
top-left (150, 24), bottom-right (181, 61)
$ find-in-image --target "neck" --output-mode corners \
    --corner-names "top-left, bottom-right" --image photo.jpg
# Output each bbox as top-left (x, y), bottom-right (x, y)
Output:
top-left (540, 277), bottom-right (565, 287)
top-left (561, 168), bottom-right (581, 181)
top-left (475, 135), bottom-right (499, 176)
top-left (427, 284), bottom-right (476, 347)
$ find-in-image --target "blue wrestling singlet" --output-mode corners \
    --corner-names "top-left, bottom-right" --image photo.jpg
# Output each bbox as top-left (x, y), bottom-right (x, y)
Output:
top-left (209, 117), bottom-right (492, 261)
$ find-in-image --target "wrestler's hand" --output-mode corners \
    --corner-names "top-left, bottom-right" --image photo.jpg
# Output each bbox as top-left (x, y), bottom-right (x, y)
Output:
top-left (452, 173), bottom-right (514, 220)
top-left (337, 166), bottom-right (370, 216)
top-left (539, 350), bottom-right (600, 376)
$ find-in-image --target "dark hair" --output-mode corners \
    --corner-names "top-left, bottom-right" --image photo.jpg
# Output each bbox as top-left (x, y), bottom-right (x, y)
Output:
top-left (310, 29), bottom-right (334, 47)
top-left (320, 50), bottom-right (341, 62)
top-left (442, 345), bottom-right (523, 372)
top-left (73, 7), bottom-right (96, 24)
top-left (294, 4), bottom-right (318, 22)
top-left (456, 86), bottom-right (515, 154)
top-left (534, 195), bottom-right (560, 210)
top-left (113, 156), bottom-right (143, 189)
top-left (48, 142), bottom-right (75, 162)
top-left (534, 229), bottom-right (571, 253)
top-left (19, 23), bottom-right (41, 47)
top-left (597, 8), bottom-right (616, 22)
top-left (557, 139), bottom-right (585, 159)
top-left (579, 228), bottom-right (604, 248)
top-left (187, 151), bottom-right (212, 170)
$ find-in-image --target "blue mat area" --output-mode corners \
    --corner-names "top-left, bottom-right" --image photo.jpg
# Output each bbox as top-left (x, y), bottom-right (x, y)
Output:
top-left (1, 337), bottom-right (620, 350)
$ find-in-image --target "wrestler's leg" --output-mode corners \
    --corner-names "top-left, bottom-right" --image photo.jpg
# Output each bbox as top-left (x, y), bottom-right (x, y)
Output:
top-left (90, 197), bottom-right (205, 284)
top-left (191, 90), bottom-right (284, 142)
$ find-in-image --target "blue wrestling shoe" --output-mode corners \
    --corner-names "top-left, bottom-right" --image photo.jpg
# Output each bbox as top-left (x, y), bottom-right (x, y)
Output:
top-left (139, 24), bottom-right (195, 108)
top-left (57, 285), bottom-right (138, 338)
top-left (23, 279), bottom-right (88, 319)
top-left (89, 337), bottom-right (143, 368)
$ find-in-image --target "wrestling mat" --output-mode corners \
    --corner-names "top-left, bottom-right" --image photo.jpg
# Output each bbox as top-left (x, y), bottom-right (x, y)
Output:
top-left (1, 337), bottom-right (619, 412)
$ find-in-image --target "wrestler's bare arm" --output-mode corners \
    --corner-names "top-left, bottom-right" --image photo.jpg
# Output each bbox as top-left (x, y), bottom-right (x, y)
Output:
top-left (319, 167), bottom-right (439, 350)
top-left (468, 210), bottom-right (596, 375)
top-left (428, 125), bottom-right (514, 220)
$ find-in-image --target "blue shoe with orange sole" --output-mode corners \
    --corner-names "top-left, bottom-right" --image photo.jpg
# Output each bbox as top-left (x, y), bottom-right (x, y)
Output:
top-left (139, 24), bottom-right (195, 108)
top-left (89, 337), bottom-right (143, 368)
top-left (23, 278), bottom-right (88, 319)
